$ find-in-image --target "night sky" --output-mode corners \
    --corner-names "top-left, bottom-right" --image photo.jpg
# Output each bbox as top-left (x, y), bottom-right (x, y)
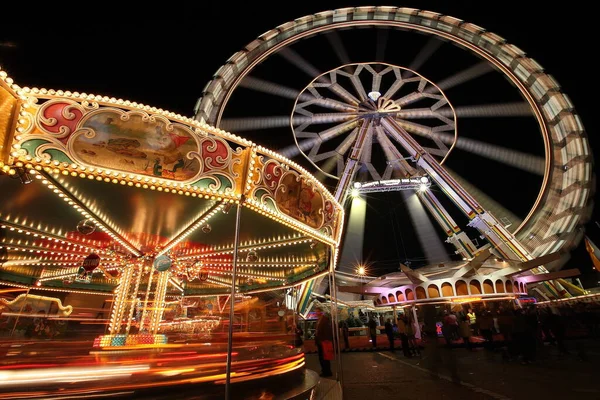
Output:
top-left (1, 2), bottom-right (598, 283)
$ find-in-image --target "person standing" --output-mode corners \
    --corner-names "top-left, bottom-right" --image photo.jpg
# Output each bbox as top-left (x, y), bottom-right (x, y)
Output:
top-left (479, 311), bottom-right (494, 350)
top-left (397, 315), bottom-right (412, 358)
top-left (448, 311), bottom-right (459, 340)
top-left (339, 320), bottom-right (350, 350)
top-left (441, 311), bottom-right (453, 347)
top-left (368, 317), bottom-right (378, 348)
top-left (406, 313), bottom-right (420, 356)
top-left (294, 323), bottom-right (304, 348)
top-left (459, 316), bottom-right (473, 351)
top-left (467, 308), bottom-right (478, 336)
top-left (385, 319), bottom-right (395, 352)
top-left (315, 307), bottom-right (333, 377)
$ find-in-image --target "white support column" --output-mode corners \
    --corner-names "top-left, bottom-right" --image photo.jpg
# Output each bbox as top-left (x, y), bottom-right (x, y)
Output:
top-left (334, 121), bottom-right (373, 203)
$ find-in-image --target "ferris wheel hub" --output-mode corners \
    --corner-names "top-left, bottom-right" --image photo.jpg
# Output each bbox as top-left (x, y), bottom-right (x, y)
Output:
top-left (367, 91), bottom-right (381, 101)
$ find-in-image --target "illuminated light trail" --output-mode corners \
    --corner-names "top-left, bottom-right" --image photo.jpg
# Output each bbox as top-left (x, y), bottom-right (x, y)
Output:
top-left (0, 364), bottom-right (151, 386)
top-left (278, 48), bottom-right (322, 78)
top-left (395, 102), bottom-right (531, 119)
top-left (444, 167), bottom-right (522, 232)
top-left (326, 31), bottom-right (351, 64)
top-left (238, 76), bottom-right (313, 101)
top-left (436, 62), bottom-right (495, 91)
top-left (395, 119), bottom-right (545, 175)
top-left (408, 37), bottom-right (443, 72)
top-left (221, 112), bottom-right (355, 132)
top-left (395, 62), bottom-right (494, 108)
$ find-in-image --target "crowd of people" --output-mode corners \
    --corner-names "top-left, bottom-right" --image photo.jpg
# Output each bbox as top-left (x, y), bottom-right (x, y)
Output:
top-left (309, 299), bottom-right (599, 376)
top-left (427, 300), bottom-right (600, 364)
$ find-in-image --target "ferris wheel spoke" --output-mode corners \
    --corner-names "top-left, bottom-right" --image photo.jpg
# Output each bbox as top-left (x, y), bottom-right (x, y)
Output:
top-left (280, 138), bottom-right (320, 158)
top-left (430, 97), bottom-right (449, 111)
top-left (335, 127), bottom-right (359, 156)
top-left (336, 155), bottom-right (346, 177)
top-left (375, 27), bottom-right (390, 62)
top-left (395, 108), bottom-right (443, 119)
top-left (359, 127), bottom-right (382, 180)
top-left (326, 81), bottom-right (361, 106)
top-left (292, 112), bottom-right (358, 126)
top-left (220, 116), bottom-right (292, 132)
top-left (444, 166), bottom-right (523, 232)
top-left (394, 84), bottom-right (438, 107)
top-left (395, 117), bottom-right (450, 134)
top-left (398, 102), bottom-right (531, 120)
top-left (422, 147), bottom-right (447, 157)
top-left (294, 130), bottom-right (319, 139)
top-left (382, 70), bottom-right (405, 100)
top-left (359, 126), bottom-right (374, 165)
top-left (433, 132), bottom-right (545, 175)
top-left (319, 156), bottom-right (339, 176)
top-left (394, 119), bottom-right (450, 153)
top-left (293, 119), bottom-right (313, 133)
top-left (307, 138), bottom-right (323, 159)
top-left (286, 120), bottom-right (359, 162)
top-left (351, 76), bottom-right (368, 102)
top-left (239, 76), bottom-right (312, 101)
top-left (317, 119), bottom-right (360, 141)
top-left (437, 102), bottom-right (533, 118)
top-left (436, 62), bottom-right (494, 91)
top-left (277, 47), bottom-right (322, 78)
top-left (325, 31), bottom-right (351, 65)
top-left (408, 37), bottom-right (444, 74)
top-left (395, 118), bottom-right (543, 174)
top-left (312, 150), bottom-right (339, 163)
top-left (395, 63), bottom-right (494, 108)
top-left (365, 163), bottom-right (382, 181)
top-left (374, 126), bottom-right (416, 178)
top-left (296, 96), bottom-right (356, 113)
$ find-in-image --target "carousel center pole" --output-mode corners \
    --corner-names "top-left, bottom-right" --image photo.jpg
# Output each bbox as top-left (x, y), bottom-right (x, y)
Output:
top-left (225, 202), bottom-right (242, 400)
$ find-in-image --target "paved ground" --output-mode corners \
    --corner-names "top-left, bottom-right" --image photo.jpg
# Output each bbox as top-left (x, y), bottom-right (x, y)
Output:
top-left (306, 339), bottom-right (600, 399)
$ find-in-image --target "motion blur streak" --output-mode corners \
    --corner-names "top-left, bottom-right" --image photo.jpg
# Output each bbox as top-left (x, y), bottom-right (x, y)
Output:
top-left (0, 364), bottom-right (150, 386)
top-left (0, 340), bottom-right (305, 399)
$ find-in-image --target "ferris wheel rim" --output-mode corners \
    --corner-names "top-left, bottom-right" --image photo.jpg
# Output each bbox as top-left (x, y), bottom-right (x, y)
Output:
top-left (290, 61), bottom-right (459, 180)
top-left (195, 7), bottom-right (593, 260)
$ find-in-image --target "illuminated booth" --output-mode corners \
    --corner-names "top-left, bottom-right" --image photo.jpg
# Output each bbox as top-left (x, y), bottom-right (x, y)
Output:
top-left (0, 69), bottom-right (343, 399)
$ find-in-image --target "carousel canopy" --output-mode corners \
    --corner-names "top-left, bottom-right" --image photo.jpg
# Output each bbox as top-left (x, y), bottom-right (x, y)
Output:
top-left (0, 69), bottom-right (344, 297)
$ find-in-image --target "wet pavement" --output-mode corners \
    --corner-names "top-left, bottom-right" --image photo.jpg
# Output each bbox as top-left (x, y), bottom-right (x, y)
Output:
top-left (306, 339), bottom-right (600, 399)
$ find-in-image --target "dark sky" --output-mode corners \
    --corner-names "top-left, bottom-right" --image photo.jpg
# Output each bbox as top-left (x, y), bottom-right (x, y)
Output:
top-left (1, 2), bottom-right (598, 282)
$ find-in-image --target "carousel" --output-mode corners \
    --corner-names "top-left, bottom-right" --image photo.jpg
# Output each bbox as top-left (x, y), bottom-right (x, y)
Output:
top-left (0, 67), bottom-right (344, 399)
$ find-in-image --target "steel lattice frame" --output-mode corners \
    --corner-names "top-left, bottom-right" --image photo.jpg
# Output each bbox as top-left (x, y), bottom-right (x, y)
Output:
top-left (290, 63), bottom-right (456, 181)
top-left (194, 6), bottom-right (594, 266)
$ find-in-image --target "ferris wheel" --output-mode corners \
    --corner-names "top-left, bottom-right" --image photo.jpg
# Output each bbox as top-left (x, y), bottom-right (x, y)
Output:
top-left (290, 62), bottom-right (456, 181)
top-left (195, 7), bottom-right (594, 298)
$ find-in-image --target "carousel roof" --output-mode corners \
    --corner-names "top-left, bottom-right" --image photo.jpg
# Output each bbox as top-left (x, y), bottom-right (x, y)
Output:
top-left (0, 68), bottom-right (344, 297)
